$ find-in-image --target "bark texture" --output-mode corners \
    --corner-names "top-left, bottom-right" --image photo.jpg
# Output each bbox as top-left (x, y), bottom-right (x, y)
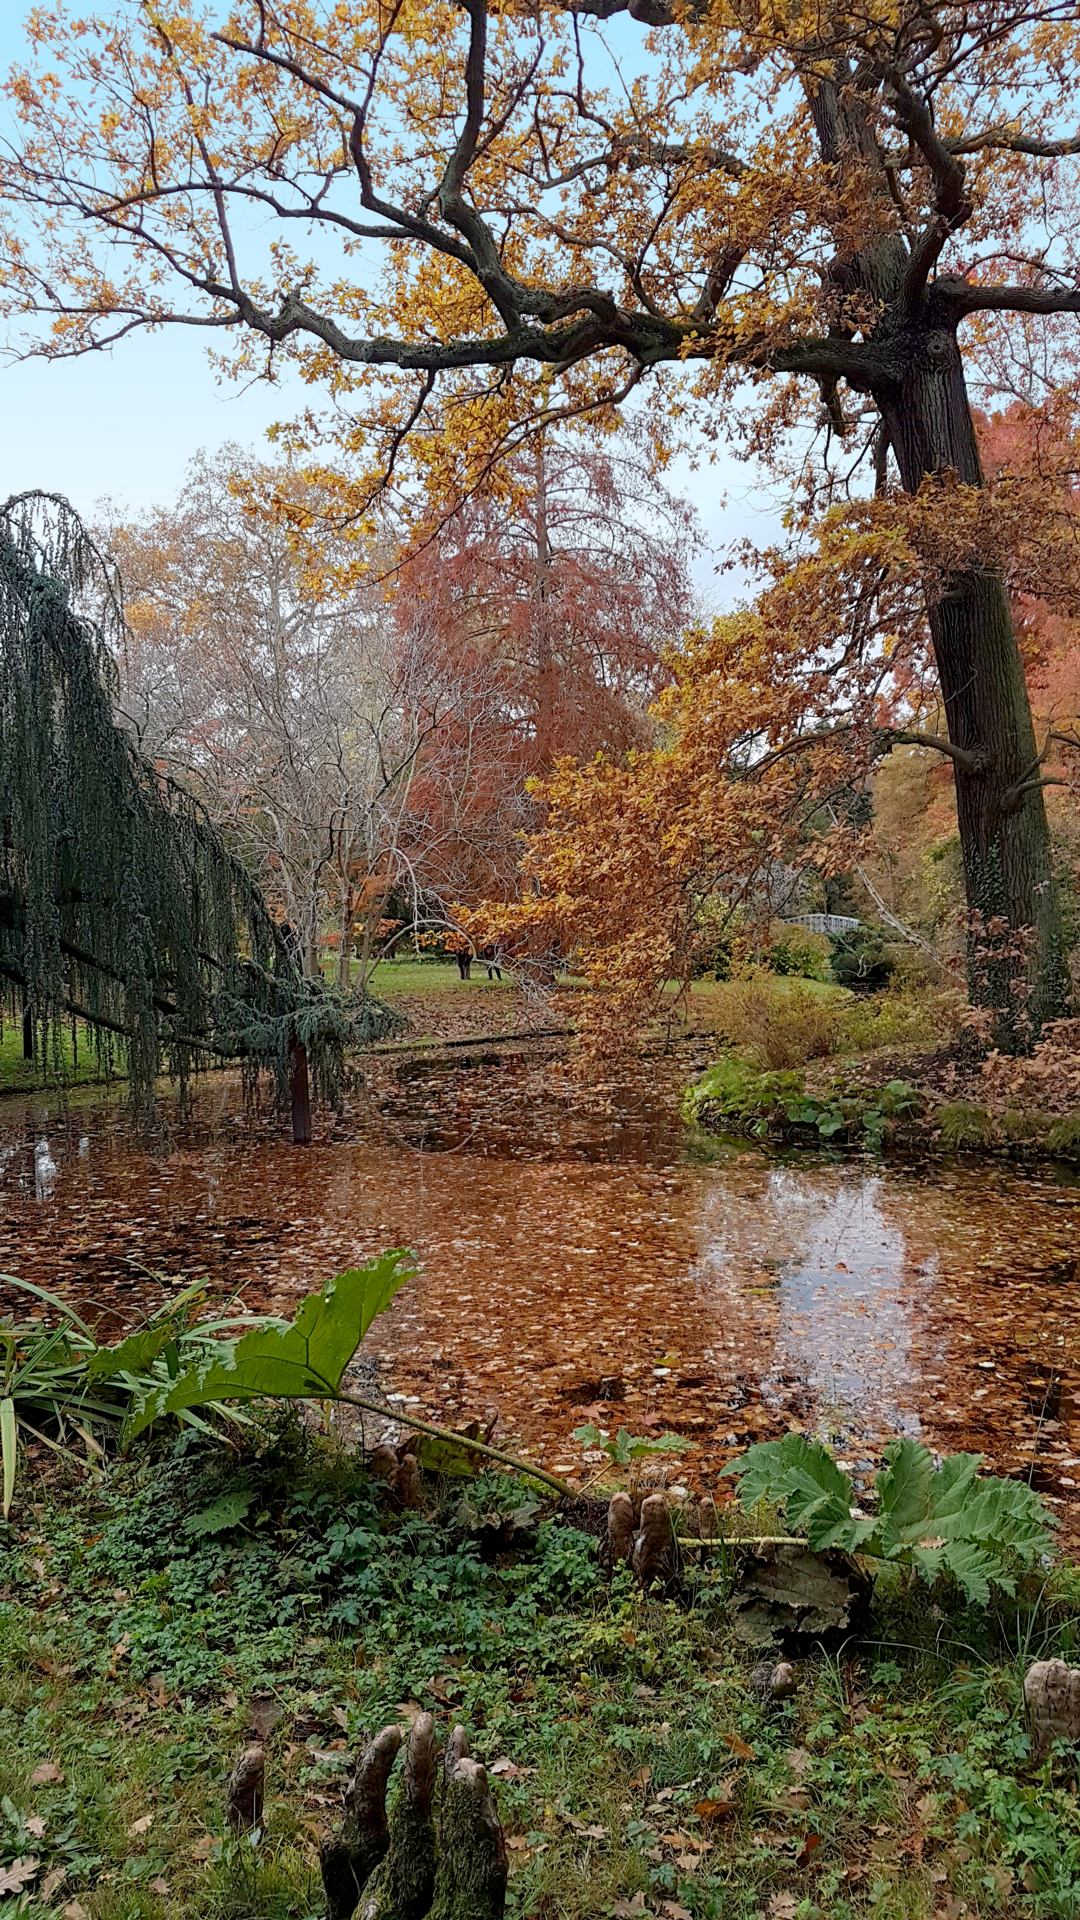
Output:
top-left (321, 1720), bottom-right (507, 1920)
top-left (1024, 1659), bottom-right (1080, 1761)
top-left (877, 325), bottom-right (1067, 1034)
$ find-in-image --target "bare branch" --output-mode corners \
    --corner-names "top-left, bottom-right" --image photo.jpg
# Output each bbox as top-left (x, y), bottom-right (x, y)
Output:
top-left (944, 277), bottom-right (1080, 317)
top-left (948, 127), bottom-right (1080, 159)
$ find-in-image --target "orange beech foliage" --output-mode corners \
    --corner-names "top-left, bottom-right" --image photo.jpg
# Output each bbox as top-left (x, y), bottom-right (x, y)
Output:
top-left (4, 0), bottom-right (1080, 1030)
top-left (476, 474), bottom-right (1080, 1038)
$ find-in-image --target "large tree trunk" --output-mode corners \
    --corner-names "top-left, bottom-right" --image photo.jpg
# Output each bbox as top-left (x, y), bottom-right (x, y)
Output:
top-left (532, 438), bottom-right (556, 776)
top-left (289, 1036), bottom-right (312, 1145)
top-left (877, 324), bottom-right (1068, 1040)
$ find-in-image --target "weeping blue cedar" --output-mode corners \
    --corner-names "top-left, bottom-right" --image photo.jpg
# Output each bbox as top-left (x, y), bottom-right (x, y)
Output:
top-left (0, 492), bottom-right (399, 1125)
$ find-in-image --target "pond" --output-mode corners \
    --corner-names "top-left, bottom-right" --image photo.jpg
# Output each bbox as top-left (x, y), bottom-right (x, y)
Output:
top-left (1, 1041), bottom-right (1079, 1535)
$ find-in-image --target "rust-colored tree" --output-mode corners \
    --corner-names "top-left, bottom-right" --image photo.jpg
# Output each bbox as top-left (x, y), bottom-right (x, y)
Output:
top-left (395, 430), bottom-right (697, 917)
top-left (3, 0), bottom-right (1080, 1028)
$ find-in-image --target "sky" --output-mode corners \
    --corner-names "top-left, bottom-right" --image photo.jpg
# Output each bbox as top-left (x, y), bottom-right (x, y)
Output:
top-left (0, 8), bottom-right (784, 601)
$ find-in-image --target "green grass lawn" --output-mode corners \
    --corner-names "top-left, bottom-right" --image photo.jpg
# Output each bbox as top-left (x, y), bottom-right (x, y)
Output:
top-left (369, 958), bottom-right (519, 995)
top-left (0, 1022), bottom-right (125, 1095)
top-left (1, 1429), bottom-right (1078, 1920)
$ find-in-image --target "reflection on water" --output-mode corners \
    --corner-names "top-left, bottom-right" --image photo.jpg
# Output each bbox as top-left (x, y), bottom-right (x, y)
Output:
top-left (697, 1171), bottom-right (929, 1446)
top-left (1, 1048), bottom-right (1079, 1533)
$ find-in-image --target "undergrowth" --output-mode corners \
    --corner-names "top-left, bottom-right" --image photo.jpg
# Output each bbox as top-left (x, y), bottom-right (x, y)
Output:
top-left (0, 1423), bottom-right (1079, 1919)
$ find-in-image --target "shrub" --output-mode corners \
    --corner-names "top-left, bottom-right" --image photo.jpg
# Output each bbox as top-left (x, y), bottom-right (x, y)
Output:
top-left (708, 970), bottom-right (845, 1069)
top-left (829, 926), bottom-right (896, 991)
top-left (935, 1100), bottom-right (996, 1149)
top-left (683, 1055), bottom-right (805, 1132)
top-left (768, 922), bottom-right (831, 981)
top-left (685, 1059), bottom-right (921, 1149)
top-left (1046, 1110), bottom-right (1080, 1159)
top-left (1000, 1107), bottom-right (1051, 1144)
top-left (980, 1018), bottom-right (1080, 1115)
top-left (838, 985), bottom-right (965, 1055)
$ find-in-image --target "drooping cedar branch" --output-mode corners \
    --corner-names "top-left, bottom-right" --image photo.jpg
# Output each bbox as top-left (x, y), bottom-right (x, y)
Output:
top-left (0, 493), bottom-right (399, 1124)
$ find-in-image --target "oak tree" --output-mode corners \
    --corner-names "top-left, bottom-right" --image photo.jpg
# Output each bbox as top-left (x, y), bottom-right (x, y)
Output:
top-left (3, 0), bottom-right (1080, 1025)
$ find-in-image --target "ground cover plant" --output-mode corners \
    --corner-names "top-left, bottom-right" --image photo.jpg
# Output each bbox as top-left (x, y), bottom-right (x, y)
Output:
top-left (1, 1426), bottom-right (1080, 1920)
top-left (724, 1436), bottom-right (1055, 1605)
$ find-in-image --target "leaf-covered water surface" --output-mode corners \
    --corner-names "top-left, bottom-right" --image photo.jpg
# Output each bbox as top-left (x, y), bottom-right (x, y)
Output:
top-left (1, 1043), bottom-right (1078, 1537)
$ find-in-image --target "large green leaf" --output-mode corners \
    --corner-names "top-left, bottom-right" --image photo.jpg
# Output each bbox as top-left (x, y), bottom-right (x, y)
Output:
top-left (869, 1438), bottom-right (935, 1555)
top-left (125, 1251), bottom-right (416, 1438)
top-left (88, 1321), bottom-right (183, 1381)
top-left (939, 1540), bottom-right (1000, 1606)
top-left (723, 1435), bottom-right (858, 1548)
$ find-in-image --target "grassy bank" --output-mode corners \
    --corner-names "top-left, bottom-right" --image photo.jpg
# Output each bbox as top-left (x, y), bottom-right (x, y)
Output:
top-left (0, 1024), bottom-right (124, 1097)
top-left (2, 1429), bottom-right (1079, 1920)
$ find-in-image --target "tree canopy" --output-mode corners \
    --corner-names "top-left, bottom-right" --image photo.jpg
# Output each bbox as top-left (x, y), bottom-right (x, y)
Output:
top-left (3, 0), bottom-right (1080, 1033)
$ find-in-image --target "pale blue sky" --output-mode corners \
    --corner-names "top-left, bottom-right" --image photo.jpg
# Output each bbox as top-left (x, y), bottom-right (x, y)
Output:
top-left (0, 8), bottom-right (782, 598)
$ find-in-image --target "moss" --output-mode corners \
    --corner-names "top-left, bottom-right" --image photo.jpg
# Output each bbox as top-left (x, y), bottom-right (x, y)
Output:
top-left (1046, 1109), bottom-right (1080, 1159)
top-left (935, 1101), bottom-right (997, 1149)
top-left (999, 1107), bottom-right (1051, 1144)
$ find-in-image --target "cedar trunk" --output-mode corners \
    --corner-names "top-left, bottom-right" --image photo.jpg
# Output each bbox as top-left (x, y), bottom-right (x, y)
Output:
top-left (877, 324), bottom-right (1068, 1039)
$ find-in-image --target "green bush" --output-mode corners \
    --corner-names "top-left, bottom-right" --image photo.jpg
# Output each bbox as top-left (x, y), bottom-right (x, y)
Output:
top-left (707, 970), bottom-right (845, 1067)
top-left (768, 923), bottom-right (831, 981)
top-left (1046, 1109), bottom-right (1080, 1158)
top-left (829, 926), bottom-right (896, 991)
top-left (1000, 1106), bottom-right (1051, 1144)
top-left (838, 984), bottom-right (965, 1054)
top-left (685, 1057), bottom-right (921, 1149)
